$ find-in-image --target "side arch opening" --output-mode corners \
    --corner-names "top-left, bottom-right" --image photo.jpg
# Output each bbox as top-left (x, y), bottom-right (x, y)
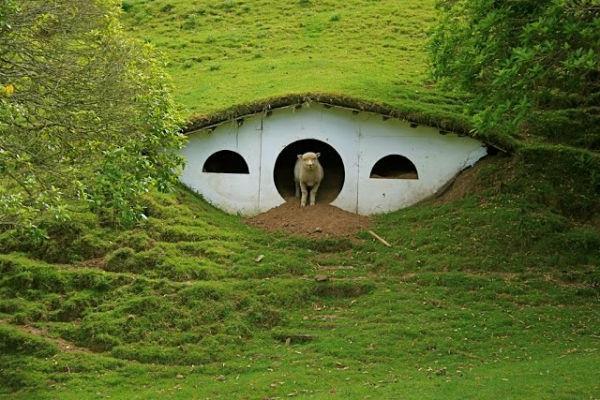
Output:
top-left (202, 150), bottom-right (249, 174)
top-left (370, 154), bottom-right (418, 179)
top-left (273, 139), bottom-right (345, 204)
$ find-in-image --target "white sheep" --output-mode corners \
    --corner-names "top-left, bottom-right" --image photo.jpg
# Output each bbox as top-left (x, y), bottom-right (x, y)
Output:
top-left (294, 152), bottom-right (324, 207)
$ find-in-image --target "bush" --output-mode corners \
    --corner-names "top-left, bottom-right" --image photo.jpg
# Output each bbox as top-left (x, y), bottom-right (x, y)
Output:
top-left (1, 1), bottom-right (184, 231)
top-left (430, 0), bottom-right (599, 146)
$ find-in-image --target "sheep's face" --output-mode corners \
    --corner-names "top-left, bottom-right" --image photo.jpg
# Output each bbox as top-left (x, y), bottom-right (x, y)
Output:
top-left (298, 152), bottom-right (320, 170)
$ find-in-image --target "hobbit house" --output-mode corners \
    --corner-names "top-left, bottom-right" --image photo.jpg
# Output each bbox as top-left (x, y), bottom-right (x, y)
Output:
top-left (180, 101), bottom-right (487, 216)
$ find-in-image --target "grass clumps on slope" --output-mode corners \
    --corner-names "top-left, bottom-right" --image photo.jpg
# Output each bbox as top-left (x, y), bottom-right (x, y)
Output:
top-left (0, 1), bottom-right (597, 397)
top-left (0, 325), bottom-right (58, 391)
top-left (0, 325), bottom-right (58, 357)
top-left (0, 152), bottom-right (598, 398)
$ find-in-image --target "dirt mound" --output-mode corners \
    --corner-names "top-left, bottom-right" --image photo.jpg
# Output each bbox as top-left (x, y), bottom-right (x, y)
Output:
top-left (433, 155), bottom-right (507, 204)
top-left (246, 198), bottom-right (370, 238)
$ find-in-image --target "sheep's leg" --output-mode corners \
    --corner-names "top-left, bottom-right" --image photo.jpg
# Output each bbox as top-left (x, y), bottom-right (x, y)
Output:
top-left (309, 181), bottom-right (320, 206)
top-left (295, 181), bottom-right (300, 198)
top-left (300, 182), bottom-right (308, 207)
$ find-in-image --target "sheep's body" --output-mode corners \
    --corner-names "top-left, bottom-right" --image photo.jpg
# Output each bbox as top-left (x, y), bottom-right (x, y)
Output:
top-left (294, 152), bottom-right (324, 207)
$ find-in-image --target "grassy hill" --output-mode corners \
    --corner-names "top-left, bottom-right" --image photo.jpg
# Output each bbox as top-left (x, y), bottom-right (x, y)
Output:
top-left (121, 0), bottom-right (465, 125)
top-left (0, 1), bottom-right (598, 399)
top-left (1, 157), bottom-right (599, 399)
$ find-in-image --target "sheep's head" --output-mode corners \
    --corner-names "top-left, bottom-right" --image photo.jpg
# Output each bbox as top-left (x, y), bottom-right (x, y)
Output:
top-left (298, 152), bottom-right (320, 169)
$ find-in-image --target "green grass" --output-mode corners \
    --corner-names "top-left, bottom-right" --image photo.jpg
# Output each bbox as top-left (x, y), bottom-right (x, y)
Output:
top-left (1, 155), bottom-right (598, 398)
top-left (121, 0), bottom-right (460, 122)
top-left (0, 1), bottom-right (598, 398)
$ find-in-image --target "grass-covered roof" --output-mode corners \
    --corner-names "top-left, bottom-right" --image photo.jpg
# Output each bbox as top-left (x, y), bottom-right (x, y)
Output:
top-left (121, 0), bottom-right (456, 117)
top-left (183, 92), bottom-right (468, 132)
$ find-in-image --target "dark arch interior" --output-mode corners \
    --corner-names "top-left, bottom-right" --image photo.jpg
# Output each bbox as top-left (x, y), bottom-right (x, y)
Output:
top-left (203, 150), bottom-right (249, 174)
top-left (274, 139), bottom-right (345, 203)
top-left (370, 154), bottom-right (418, 179)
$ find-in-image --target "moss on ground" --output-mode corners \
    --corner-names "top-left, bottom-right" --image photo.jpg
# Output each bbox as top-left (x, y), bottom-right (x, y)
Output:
top-left (0, 1), bottom-right (598, 398)
top-left (1, 153), bottom-right (598, 398)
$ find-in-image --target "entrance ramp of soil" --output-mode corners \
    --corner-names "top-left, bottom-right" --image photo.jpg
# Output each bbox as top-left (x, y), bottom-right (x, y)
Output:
top-left (246, 198), bottom-right (370, 238)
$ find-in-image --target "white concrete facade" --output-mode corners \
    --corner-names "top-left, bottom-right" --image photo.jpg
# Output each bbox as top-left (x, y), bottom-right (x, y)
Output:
top-left (180, 104), bottom-right (487, 216)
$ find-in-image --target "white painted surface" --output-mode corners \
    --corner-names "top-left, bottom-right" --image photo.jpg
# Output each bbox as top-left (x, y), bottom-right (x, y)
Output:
top-left (180, 104), bottom-right (487, 216)
top-left (180, 117), bottom-right (262, 215)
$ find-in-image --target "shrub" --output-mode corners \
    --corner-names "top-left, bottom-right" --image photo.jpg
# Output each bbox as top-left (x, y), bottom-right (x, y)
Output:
top-left (1, 1), bottom-right (184, 231)
top-left (430, 0), bottom-right (599, 146)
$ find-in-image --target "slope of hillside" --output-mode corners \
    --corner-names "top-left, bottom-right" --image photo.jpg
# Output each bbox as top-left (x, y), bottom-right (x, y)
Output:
top-left (0, 1), bottom-right (598, 398)
top-left (1, 154), bottom-right (598, 399)
top-left (121, 0), bottom-right (464, 124)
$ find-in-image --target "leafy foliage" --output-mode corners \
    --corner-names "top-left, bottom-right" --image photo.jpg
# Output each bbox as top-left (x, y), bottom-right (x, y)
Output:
top-left (430, 0), bottom-right (599, 147)
top-left (0, 0), bottom-right (185, 231)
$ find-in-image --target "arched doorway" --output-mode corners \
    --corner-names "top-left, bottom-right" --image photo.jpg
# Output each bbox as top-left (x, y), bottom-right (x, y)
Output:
top-left (273, 139), bottom-right (345, 204)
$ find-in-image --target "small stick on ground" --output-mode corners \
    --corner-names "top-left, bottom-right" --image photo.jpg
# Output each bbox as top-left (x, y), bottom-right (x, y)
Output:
top-left (368, 230), bottom-right (391, 247)
top-left (317, 265), bottom-right (355, 271)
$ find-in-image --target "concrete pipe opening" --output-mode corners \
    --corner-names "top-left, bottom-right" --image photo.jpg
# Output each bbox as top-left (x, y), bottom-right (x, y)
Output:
top-left (203, 150), bottom-right (249, 174)
top-left (370, 154), bottom-right (418, 179)
top-left (273, 139), bottom-right (345, 204)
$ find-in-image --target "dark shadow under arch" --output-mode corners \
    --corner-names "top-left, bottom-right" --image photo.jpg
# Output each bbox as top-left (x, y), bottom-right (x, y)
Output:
top-left (370, 154), bottom-right (418, 179)
top-left (203, 150), bottom-right (249, 174)
top-left (274, 139), bottom-right (345, 203)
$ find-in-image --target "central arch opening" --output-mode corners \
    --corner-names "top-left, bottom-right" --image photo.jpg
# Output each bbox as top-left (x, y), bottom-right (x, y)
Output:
top-left (273, 139), bottom-right (345, 204)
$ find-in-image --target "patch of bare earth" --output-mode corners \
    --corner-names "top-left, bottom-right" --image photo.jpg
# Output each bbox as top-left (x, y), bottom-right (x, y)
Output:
top-left (77, 257), bottom-right (106, 269)
top-left (433, 155), bottom-right (508, 204)
top-left (246, 198), bottom-right (370, 238)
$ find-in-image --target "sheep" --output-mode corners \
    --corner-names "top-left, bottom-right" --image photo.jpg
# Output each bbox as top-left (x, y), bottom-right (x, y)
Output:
top-left (294, 152), bottom-right (324, 207)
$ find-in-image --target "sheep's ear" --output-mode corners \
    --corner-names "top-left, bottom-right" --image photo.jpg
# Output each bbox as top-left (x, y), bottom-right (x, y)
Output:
top-left (316, 152), bottom-right (321, 158)
top-left (297, 154), bottom-right (303, 160)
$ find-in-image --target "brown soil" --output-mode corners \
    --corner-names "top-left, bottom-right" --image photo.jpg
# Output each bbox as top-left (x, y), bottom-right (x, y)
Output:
top-left (246, 198), bottom-right (370, 238)
top-left (433, 155), bottom-right (507, 204)
top-left (77, 257), bottom-right (106, 269)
